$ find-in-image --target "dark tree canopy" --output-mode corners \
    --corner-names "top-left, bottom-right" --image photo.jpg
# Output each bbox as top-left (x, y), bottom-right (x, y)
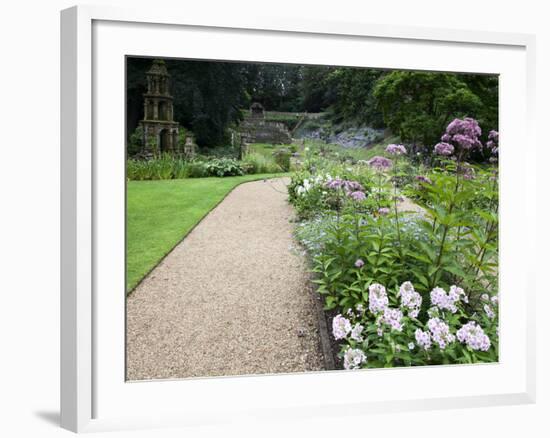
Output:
top-left (373, 71), bottom-right (484, 149)
top-left (127, 57), bottom-right (498, 150)
top-left (127, 58), bottom-right (248, 146)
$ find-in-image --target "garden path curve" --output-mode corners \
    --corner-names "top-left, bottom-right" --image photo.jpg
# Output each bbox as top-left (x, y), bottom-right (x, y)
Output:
top-left (126, 177), bottom-right (325, 380)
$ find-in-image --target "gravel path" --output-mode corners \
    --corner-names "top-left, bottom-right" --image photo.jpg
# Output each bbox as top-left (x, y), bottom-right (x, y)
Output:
top-left (126, 177), bottom-right (324, 380)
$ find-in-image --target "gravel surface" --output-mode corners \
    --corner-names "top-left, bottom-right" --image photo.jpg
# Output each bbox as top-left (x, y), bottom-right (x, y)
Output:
top-left (398, 196), bottom-right (425, 214)
top-left (126, 177), bottom-right (324, 380)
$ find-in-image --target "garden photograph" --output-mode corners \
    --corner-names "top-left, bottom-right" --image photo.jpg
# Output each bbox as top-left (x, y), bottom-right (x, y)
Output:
top-left (125, 57), bottom-right (499, 380)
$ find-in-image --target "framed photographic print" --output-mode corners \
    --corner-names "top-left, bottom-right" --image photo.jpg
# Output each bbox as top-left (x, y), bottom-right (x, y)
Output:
top-left (61, 4), bottom-right (536, 433)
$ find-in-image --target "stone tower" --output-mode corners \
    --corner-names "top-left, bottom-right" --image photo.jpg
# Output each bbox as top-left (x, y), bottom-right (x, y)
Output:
top-left (140, 60), bottom-right (179, 156)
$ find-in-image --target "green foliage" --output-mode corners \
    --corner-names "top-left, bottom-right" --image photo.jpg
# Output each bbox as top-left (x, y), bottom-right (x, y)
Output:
top-left (327, 68), bottom-right (385, 127)
top-left (272, 149), bottom-right (292, 172)
top-left (244, 64), bottom-right (304, 112)
top-left (128, 126), bottom-right (144, 156)
top-left (373, 71), bottom-right (482, 150)
top-left (300, 163), bottom-right (498, 309)
top-left (204, 158), bottom-right (244, 177)
top-left (300, 66), bottom-right (337, 112)
top-left (177, 128), bottom-right (188, 153)
top-left (127, 155), bottom-right (270, 180)
top-left (242, 152), bottom-right (283, 174)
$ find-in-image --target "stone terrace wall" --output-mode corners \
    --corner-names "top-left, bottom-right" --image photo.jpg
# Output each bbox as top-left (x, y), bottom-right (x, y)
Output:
top-left (239, 116), bottom-right (292, 145)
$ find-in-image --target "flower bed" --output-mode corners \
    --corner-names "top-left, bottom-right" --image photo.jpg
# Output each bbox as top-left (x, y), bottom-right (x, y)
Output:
top-left (290, 118), bottom-right (499, 369)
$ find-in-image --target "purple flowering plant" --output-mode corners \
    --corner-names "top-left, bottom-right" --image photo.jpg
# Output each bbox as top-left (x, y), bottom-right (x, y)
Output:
top-left (289, 126), bottom-right (499, 369)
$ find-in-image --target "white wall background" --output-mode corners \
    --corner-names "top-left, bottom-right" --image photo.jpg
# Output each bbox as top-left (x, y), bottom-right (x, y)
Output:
top-left (0, 1), bottom-right (547, 437)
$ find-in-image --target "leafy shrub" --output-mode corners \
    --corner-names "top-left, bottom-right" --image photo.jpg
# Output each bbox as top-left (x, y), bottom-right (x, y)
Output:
top-left (204, 158), bottom-right (244, 177)
top-left (185, 161), bottom-right (209, 178)
top-left (272, 149), bottom-right (292, 172)
top-left (128, 126), bottom-right (144, 157)
top-left (243, 152), bottom-right (282, 174)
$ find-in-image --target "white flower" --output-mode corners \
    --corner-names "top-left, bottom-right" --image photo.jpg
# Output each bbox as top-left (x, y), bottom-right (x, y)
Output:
top-left (484, 304), bottom-right (496, 320)
top-left (350, 323), bottom-right (364, 341)
top-left (399, 281), bottom-right (422, 317)
top-left (332, 314), bottom-right (352, 340)
top-left (457, 321), bottom-right (491, 351)
top-left (343, 347), bottom-right (367, 370)
top-left (408, 342), bottom-right (415, 350)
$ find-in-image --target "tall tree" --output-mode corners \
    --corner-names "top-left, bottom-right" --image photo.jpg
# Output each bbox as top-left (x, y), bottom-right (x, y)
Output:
top-left (300, 65), bottom-right (336, 113)
top-left (373, 71), bottom-right (483, 150)
top-left (327, 67), bottom-right (385, 126)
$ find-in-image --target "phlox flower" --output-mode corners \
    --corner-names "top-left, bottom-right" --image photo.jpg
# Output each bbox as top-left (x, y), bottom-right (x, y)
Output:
top-left (457, 321), bottom-right (491, 351)
top-left (427, 317), bottom-right (455, 349)
top-left (350, 323), bottom-right (364, 342)
top-left (343, 347), bottom-right (367, 370)
top-left (332, 314), bottom-right (352, 340)
top-left (381, 307), bottom-right (404, 332)
top-left (399, 281), bottom-right (422, 318)
top-left (415, 328), bottom-right (432, 350)
top-left (430, 286), bottom-right (465, 314)
top-left (368, 283), bottom-right (389, 314)
top-left (484, 304), bottom-right (496, 320)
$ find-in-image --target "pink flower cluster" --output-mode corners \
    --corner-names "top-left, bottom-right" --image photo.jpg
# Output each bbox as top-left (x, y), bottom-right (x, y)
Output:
top-left (325, 178), bottom-right (363, 192)
top-left (367, 156), bottom-right (393, 171)
top-left (434, 142), bottom-right (454, 156)
top-left (487, 130), bottom-right (499, 156)
top-left (415, 175), bottom-right (432, 184)
top-left (350, 191), bottom-right (367, 201)
top-left (385, 144), bottom-right (407, 156)
top-left (441, 117), bottom-right (483, 151)
top-left (325, 178), bottom-right (367, 202)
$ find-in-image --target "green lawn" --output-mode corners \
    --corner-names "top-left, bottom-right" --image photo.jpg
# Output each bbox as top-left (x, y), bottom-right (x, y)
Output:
top-left (126, 173), bottom-right (287, 293)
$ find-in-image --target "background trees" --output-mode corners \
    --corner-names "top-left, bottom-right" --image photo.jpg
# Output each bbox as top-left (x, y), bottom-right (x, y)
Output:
top-left (127, 58), bottom-right (498, 152)
top-left (373, 72), bottom-right (483, 152)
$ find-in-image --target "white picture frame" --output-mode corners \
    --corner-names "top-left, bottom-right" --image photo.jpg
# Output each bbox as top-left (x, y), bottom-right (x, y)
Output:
top-left (60, 4), bottom-right (536, 433)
